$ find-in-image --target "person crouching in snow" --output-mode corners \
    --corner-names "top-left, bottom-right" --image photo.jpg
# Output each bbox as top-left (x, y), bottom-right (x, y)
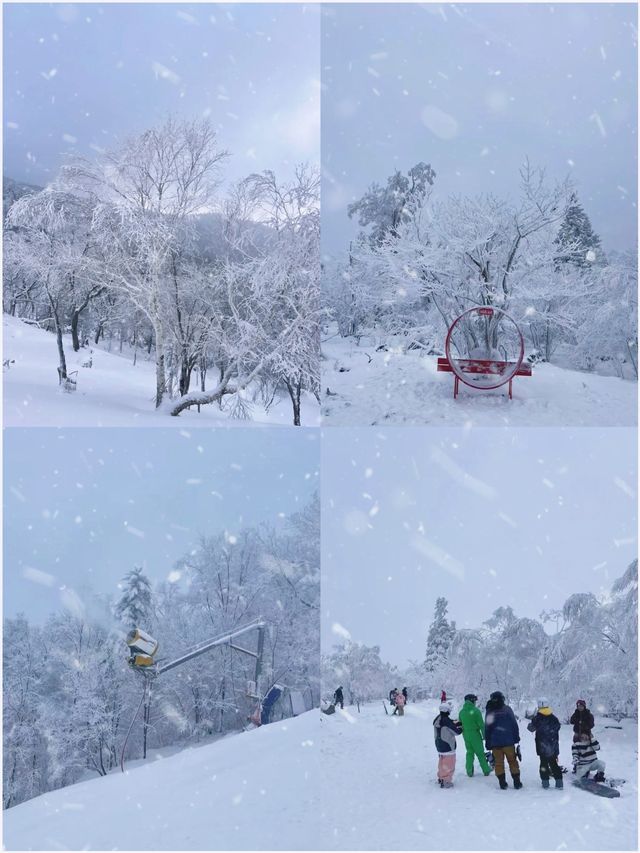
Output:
top-left (395, 689), bottom-right (406, 716)
top-left (434, 701), bottom-right (462, 788)
top-left (572, 734), bottom-right (606, 782)
top-left (485, 691), bottom-right (523, 790)
top-left (527, 698), bottom-right (563, 789)
top-left (458, 694), bottom-right (492, 777)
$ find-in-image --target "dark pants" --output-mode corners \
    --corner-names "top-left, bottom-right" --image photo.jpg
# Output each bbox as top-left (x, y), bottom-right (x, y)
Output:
top-left (335, 699), bottom-right (343, 709)
top-left (539, 755), bottom-right (563, 781)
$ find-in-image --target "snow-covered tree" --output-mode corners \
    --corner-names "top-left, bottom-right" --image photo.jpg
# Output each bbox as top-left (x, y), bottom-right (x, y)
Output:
top-left (5, 185), bottom-right (95, 381)
top-left (322, 641), bottom-right (397, 705)
top-left (115, 566), bottom-right (153, 629)
top-left (554, 191), bottom-right (604, 268)
top-left (348, 162), bottom-right (436, 245)
top-left (424, 597), bottom-right (455, 676)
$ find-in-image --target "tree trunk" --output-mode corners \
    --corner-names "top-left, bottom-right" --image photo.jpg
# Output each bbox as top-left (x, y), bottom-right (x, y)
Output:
top-left (179, 349), bottom-right (192, 396)
top-left (71, 310), bottom-right (81, 352)
top-left (55, 319), bottom-right (68, 381)
top-left (154, 325), bottom-right (166, 408)
top-left (285, 377), bottom-right (302, 426)
top-left (94, 321), bottom-right (104, 345)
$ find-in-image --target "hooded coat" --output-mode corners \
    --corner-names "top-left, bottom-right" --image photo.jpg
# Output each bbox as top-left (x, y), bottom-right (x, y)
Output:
top-left (527, 707), bottom-right (561, 758)
top-left (485, 696), bottom-right (520, 749)
top-left (433, 711), bottom-right (462, 754)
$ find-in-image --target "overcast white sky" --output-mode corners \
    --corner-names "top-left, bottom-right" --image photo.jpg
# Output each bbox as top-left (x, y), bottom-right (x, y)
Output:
top-left (4, 429), bottom-right (319, 623)
top-left (322, 427), bottom-right (637, 667)
top-left (322, 3), bottom-right (637, 257)
top-left (3, 3), bottom-right (320, 190)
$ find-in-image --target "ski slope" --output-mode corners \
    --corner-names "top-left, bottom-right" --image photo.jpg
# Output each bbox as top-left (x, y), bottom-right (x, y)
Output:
top-left (322, 333), bottom-right (637, 427)
top-left (3, 711), bottom-right (321, 851)
top-left (2, 315), bottom-right (320, 427)
top-left (319, 701), bottom-right (637, 851)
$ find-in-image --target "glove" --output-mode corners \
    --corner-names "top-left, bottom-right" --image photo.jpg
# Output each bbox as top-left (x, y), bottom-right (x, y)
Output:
top-left (516, 745), bottom-right (522, 761)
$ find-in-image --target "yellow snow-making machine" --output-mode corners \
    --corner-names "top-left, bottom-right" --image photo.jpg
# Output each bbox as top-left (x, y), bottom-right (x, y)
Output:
top-left (126, 628), bottom-right (159, 669)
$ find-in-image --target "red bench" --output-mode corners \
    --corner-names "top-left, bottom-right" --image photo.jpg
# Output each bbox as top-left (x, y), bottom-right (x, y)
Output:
top-left (437, 357), bottom-right (532, 400)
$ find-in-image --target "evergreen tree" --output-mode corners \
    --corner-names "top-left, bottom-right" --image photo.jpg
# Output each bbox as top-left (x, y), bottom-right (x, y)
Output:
top-left (115, 566), bottom-right (153, 628)
top-left (554, 191), bottom-right (604, 268)
top-left (424, 597), bottom-right (455, 673)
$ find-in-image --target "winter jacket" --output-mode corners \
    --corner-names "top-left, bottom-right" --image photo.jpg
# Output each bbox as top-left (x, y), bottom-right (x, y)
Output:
top-left (389, 689), bottom-right (397, 705)
top-left (527, 708), bottom-right (561, 758)
top-left (570, 707), bottom-right (594, 736)
top-left (485, 698), bottom-right (520, 749)
top-left (459, 700), bottom-right (485, 741)
top-left (334, 687), bottom-right (344, 704)
top-left (395, 691), bottom-right (406, 707)
top-left (572, 738), bottom-right (601, 770)
top-left (434, 712), bottom-right (462, 754)
top-left (402, 688), bottom-right (408, 702)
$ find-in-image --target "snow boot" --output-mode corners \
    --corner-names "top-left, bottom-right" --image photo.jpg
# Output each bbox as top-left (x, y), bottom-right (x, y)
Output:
top-left (438, 779), bottom-right (444, 788)
top-left (555, 777), bottom-right (563, 789)
top-left (442, 781), bottom-right (454, 789)
top-left (593, 771), bottom-right (605, 783)
top-left (497, 773), bottom-right (509, 790)
top-left (541, 778), bottom-right (550, 789)
top-left (513, 775), bottom-right (523, 789)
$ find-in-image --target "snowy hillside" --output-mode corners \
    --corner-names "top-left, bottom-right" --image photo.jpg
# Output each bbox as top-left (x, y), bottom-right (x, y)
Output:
top-left (3, 316), bottom-right (320, 427)
top-left (319, 701), bottom-right (637, 851)
top-left (322, 333), bottom-right (637, 427)
top-left (3, 711), bottom-right (321, 851)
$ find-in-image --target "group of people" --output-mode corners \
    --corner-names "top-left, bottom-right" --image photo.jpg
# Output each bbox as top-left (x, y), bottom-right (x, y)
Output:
top-left (434, 694), bottom-right (605, 790)
top-left (389, 687), bottom-right (408, 715)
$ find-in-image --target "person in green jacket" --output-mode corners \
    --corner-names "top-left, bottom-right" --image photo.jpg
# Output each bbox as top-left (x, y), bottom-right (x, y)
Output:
top-left (458, 693), bottom-right (492, 777)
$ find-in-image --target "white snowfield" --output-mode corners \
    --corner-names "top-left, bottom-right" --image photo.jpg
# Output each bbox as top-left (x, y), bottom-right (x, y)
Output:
top-left (321, 335), bottom-right (637, 427)
top-left (3, 316), bottom-right (320, 427)
top-left (319, 701), bottom-right (637, 851)
top-left (3, 711), bottom-right (321, 851)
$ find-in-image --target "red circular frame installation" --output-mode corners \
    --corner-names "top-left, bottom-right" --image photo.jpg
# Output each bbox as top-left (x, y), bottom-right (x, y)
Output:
top-left (444, 306), bottom-right (525, 391)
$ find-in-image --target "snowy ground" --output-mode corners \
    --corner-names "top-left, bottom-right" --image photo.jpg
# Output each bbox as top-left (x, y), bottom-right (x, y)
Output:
top-left (321, 332), bottom-right (637, 427)
top-left (3, 316), bottom-right (320, 427)
top-left (319, 701), bottom-right (637, 851)
top-left (4, 702), bottom-right (636, 851)
top-left (3, 712), bottom-right (321, 851)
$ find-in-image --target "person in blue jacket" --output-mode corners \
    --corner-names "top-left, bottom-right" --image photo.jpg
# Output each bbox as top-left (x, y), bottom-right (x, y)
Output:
top-left (485, 691), bottom-right (522, 790)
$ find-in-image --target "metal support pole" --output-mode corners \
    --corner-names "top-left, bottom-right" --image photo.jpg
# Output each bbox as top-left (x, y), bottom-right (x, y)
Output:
top-left (142, 678), bottom-right (152, 760)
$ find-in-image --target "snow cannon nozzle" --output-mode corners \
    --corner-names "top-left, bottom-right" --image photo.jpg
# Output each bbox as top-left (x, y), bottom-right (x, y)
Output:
top-left (126, 627), bottom-right (159, 668)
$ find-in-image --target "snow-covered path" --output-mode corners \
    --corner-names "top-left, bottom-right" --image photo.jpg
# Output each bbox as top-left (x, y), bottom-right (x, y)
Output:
top-left (3, 712), bottom-right (321, 851)
top-left (3, 316), bottom-right (320, 427)
top-left (319, 701), bottom-right (637, 851)
top-left (321, 334), bottom-right (637, 427)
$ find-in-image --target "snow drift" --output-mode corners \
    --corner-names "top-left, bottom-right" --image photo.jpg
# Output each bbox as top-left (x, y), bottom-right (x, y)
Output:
top-left (3, 711), bottom-right (321, 851)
